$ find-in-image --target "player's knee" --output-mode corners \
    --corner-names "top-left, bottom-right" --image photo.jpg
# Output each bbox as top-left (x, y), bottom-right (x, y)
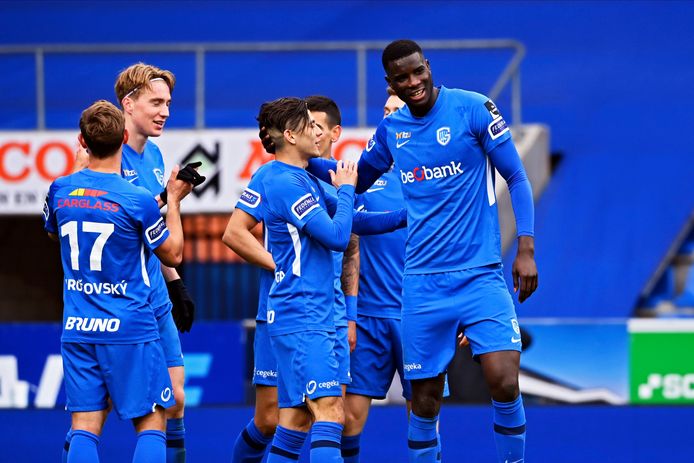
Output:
top-left (255, 409), bottom-right (279, 436)
top-left (165, 385), bottom-right (185, 417)
top-left (313, 396), bottom-right (344, 425)
top-left (411, 394), bottom-right (440, 418)
top-left (489, 376), bottom-right (519, 403)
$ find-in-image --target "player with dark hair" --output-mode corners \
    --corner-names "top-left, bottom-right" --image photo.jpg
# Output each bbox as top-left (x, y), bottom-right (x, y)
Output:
top-left (254, 96), bottom-right (355, 463)
top-left (44, 100), bottom-right (190, 463)
top-left (308, 39), bottom-right (538, 463)
top-left (225, 97), bottom-right (407, 463)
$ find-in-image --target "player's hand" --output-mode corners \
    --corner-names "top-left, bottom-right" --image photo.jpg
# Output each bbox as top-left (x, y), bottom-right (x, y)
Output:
top-left (166, 279), bottom-right (195, 333)
top-left (329, 160), bottom-right (358, 188)
top-left (165, 165), bottom-right (194, 204)
top-left (72, 141), bottom-right (89, 173)
top-left (457, 332), bottom-right (470, 348)
top-left (513, 236), bottom-right (538, 303)
top-left (177, 161), bottom-right (206, 187)
top-left (348, 320), bottom-right (357, 352)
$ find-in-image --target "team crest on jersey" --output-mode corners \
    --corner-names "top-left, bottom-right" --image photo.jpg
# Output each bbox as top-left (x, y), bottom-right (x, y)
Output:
top-left (146, 218), bottom-right (168, 244)
top-left (436, 127), bottom-right (451, 146)
top-left (292, 193), bottom-right (319, 220)
top-left (366, 137), bottom-right (376, 152)
top-left (153, 168), bottom-right (165, 187)
top-left (42, 194), bottom-right (50, 221)
top-left (238, 188), bottom-right (261, 208)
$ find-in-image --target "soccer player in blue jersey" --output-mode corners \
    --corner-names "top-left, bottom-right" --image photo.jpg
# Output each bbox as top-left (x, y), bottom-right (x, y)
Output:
top-left (258, 97), bottom-right (356, 463)
top-left (44, 100), bottom-right (189, 463)
top-left (114, 63), bottom-right (195, 462)
top-left (308, 40), bottom-right (538, 463)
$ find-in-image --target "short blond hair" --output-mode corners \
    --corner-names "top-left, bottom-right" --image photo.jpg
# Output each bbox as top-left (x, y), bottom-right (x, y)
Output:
top-left (114, 62), bottom-right (175, 106)
top-left (79, 100), bottom-right (125, 159)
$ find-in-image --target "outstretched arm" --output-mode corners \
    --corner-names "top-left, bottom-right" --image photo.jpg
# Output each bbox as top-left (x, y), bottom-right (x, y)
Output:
top-left (351, 208), bottom-right (407, 235)
top-left (307, 157), bottom-right (385, 194)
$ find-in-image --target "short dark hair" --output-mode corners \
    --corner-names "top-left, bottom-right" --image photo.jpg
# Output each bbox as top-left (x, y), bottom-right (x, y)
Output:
top-left (305, 95), bottom-right (342, 127)
top-left (381, 39), bottom-right (423, 71)
top-left (256, 97), bottom-right (310, 152)
top-left (79, 100), bottom-right (125, 159)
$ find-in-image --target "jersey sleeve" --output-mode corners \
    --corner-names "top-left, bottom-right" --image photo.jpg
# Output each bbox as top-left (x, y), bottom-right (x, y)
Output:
top-left (134, 192), bottom-right (170, 251)
top-left (42, 182), bottom-right (59, 234)
top-left (468, 94), bottom-right (512, 154)
top-left (236, 173), bottom-right (265, 222)
top-left (267, 171), bottom-right (324, 231)
top-left (359, 121), bottom-right (393, 175)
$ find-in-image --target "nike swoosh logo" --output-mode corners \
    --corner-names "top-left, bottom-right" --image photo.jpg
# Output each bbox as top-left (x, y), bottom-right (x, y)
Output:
top-left (396, 139), bottom-right (411, 148)
top-left (511, 337), bottom-right (521, 343)
top-left (366, 187), bottom-right (384, 193)
top-left (127, 176), bottom-right (139, 183)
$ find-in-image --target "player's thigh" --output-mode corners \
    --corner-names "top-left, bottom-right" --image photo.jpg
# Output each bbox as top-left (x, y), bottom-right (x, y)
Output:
top-left (253, 321), bottom-right (278, 387)
top-left (61, 342), bottom-right (110, 416)
top-left (270, 331), bottom-right (341, 409)
top-left (348, 315), bottom-right (398, 399)
top-left (458, 264), bottom-right (522, 357)
top-left (402, 273), bottom-right (461, 380)
top-left (157, 311), bottom-right (184, 368)
top-left (96, 341), bottom-right (174, 421)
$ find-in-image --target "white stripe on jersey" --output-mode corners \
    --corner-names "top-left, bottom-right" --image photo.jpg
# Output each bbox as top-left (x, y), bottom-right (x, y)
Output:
top-left (140, 244), bottom-right (151, 287)
top-left (287, 223), bottom-right (302, 277)
top-left (486, 156), bottom-right (496, 206)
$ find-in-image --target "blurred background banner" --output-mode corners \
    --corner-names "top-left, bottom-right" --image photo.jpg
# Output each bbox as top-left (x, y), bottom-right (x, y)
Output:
top-left (0, 130), bottom-right (372, 214)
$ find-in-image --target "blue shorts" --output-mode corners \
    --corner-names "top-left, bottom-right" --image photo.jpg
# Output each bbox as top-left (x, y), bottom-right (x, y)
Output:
top-left (402, 264), bottom-right (520, 380)
top-left (270, 331), bottom-right (342, 408)
top-left (253, 321), bottom-right (278, 387)
top-left (348, 315), bottom-right (411, 400)
top-left (157, 310), bottom-right (184, 368)
top-left (335, 325), bottom-right (351, 385)
top-left (62, 341), bottom-right (174, 420)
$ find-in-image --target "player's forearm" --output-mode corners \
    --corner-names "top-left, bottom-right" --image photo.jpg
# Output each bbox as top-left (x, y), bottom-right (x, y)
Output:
top-left (222, 227), bottom-right (275, 271)
top-left (341, 234), bottom-right (360, 297)
top-left (162, 201), bottom-right (184, 265)
top-left (160, 264), bottom-right (180, 282)
top-left (304, 185), bottom-right (355, 251)
top-left (351, 209), bottom-right (407, 235)
top-left (489, 140), bottom-right (535, 237)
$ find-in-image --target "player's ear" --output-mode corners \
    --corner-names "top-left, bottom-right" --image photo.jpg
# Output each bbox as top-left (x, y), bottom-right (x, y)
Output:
top-left (122, 128), bottom-right (129, 145)
top-left (78, 133), bottom-right (88, 149)
top-left (331, 124), bottom-right (342, 143)
top-left (425, 59), bottom-right (430, 69)
top-left (284, 129), bottom-right (296, 146)
top-left (122, 97), bottom-right (133, 114)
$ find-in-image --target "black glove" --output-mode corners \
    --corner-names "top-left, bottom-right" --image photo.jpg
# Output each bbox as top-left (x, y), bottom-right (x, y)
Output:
top-left (176, 161), bottom-right (206, 187)
top-left (166, 279), bottom-right (195, 333)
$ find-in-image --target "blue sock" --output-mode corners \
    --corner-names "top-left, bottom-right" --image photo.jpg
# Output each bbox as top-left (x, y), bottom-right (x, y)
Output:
top-left (166, 418), bottom-right (186, 463)
top-left (62, 428), bottom-right (72, 463)
top-left (133, 430), bottom-right (166, 463)
top-left (492, 395), bottom-right (526, 463)
top-left (408, 413), bottom-right (438, 463)
top-left (341, 433), bottom-right (361, 463)
top-left (310, 421), bottom-right (343, 463)
top-left (267, 425), bottom-right (307, 462)
top-left (232, 418), bottom-right (274, 463)
top-left (67, 430), bottom-right (99, 463)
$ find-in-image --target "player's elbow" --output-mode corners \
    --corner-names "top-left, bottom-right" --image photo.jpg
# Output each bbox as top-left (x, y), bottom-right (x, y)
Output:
top-left (159, 250), bottom-right (183, 268)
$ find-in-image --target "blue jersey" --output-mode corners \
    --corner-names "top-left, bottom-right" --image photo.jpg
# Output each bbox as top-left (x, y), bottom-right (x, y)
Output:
top-left (43, 169), bottom-right (169, 344)
top-left (321, 180), bottom-right (347, 328)
top-left (121, 141), bottom-right (171, 318)
top-left (235, 161), bottom-right (275, 322)
top-left (355, 168), bottom-right (406, 319)
top-left (361, 86), bottom-right (512, 274)
top-left (260, 162), bottom-right (348, 336)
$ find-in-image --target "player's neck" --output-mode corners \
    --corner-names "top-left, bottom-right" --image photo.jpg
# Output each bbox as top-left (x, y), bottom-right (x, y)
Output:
top-left (88, 150), bottom-right (123, 175)
top-left (275, 148), bottom-right (309, 169)
top-left (124, 120), bottom-right (148, 153)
